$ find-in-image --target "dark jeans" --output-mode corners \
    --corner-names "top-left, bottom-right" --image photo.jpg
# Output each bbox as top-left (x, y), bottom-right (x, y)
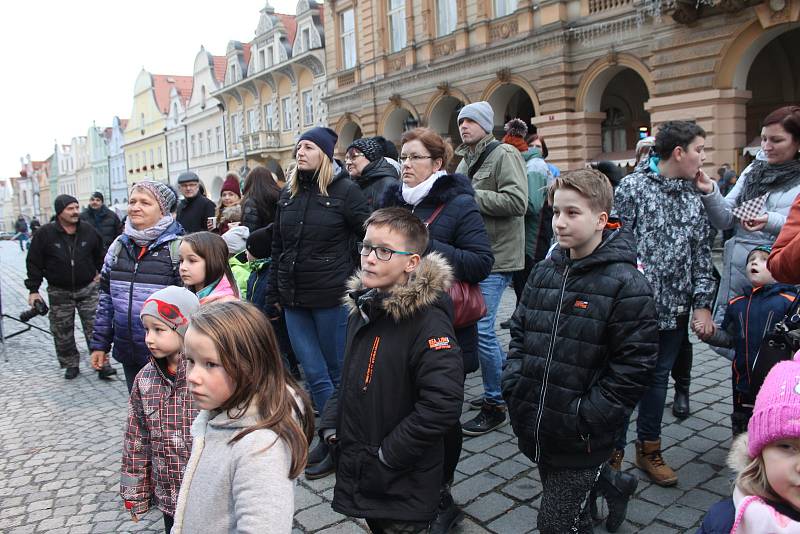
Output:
top-left (537, 463), bottom-right (602, 534)
top-left (670, 325), bottom-right (693, 392)
top-left (122, 362), bottom-right (146, 393)
top-left (732, 378), bottom-right (755, 436)
top-left (512, 254), bottom-right (536, 304)
top-left (617, 314), bottom-right (689, 448)
top-left (366, 518), bottom-right (430, 533)
top-left (163, 513), bottom-right (174, 534)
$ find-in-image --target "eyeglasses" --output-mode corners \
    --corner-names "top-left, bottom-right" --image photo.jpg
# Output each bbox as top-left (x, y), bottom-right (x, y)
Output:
top-left (398, 154), bottom-right (433, 163)
top-left (345, 153), bottom-right (365, 163)
top-left (357, 242), bottom-right (414, 261)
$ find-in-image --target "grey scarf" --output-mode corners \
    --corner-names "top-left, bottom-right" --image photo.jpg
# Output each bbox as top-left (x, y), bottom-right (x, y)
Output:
top-left (738, 157), bottom-right (800, 205)
top-left (124, 215), bottom-right (174, 247)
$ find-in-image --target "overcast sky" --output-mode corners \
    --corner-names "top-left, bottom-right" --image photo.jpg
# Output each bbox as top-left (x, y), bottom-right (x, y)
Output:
top-left (0, 0), bottom-right (297, 179)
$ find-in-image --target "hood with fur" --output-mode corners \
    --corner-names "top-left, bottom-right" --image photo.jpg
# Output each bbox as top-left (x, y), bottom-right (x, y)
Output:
top-left (344, 252), bottom-right (453, 322)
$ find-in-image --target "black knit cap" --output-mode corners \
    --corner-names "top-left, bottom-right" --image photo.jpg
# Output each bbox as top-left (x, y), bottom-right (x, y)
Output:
top-left (246, 225), bottom-right (273, 260)
top-left (347, 138), bottom-right (384, 163)
top-left (297, 127), bottom-right (338, 161)
top-left (90, 191), bottom-right (104, 202)
top-left (54, 194), bottom-right (79, 216)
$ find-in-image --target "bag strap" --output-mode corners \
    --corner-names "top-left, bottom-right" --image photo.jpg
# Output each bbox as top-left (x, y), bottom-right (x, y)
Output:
top-left (424, 204), bottom-right (446, 227)
top-left (467, 141), bottom-right (502, 180)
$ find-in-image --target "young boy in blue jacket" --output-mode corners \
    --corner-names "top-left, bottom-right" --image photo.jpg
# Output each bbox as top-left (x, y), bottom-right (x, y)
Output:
top-left (698, 244), bottom-right (796, 435)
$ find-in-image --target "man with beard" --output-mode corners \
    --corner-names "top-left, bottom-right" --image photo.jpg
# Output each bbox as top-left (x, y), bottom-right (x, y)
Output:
top-left (25, 195), bottom-right (113, 380)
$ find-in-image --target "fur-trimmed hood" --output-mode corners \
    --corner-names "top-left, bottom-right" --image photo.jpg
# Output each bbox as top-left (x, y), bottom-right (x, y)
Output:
top-left (344, 251), bottom-right (453, 322)
top-left (728, 433), bottom-right (751, 474)
top-left (380, 173), bottom-right (475, 209)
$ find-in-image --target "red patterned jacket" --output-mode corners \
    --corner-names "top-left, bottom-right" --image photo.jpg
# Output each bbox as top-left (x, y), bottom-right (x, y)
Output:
top-left (121, 356), bottom-right (197, 516)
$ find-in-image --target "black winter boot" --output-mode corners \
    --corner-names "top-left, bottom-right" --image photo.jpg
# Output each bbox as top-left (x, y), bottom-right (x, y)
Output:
top-left (596, 463), bottom-right (638, 532)
top-left (428, 485), bottom-right (463, 534)
top-left (461, 403), bottom-right (506, 436)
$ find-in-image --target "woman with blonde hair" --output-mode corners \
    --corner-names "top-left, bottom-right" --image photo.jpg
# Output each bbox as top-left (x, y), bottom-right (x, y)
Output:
top-left (267, 126), bottom-right (369, 478)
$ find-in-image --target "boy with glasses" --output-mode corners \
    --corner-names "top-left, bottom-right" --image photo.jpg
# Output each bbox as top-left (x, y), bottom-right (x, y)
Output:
top-left (319, 208), bottom-right (463, 533)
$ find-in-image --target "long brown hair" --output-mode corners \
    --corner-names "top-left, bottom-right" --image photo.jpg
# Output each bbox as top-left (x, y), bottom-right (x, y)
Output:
top-left (243, 165), bottom-right (281, 223)
top-left (189, 301), bottom-right (314, 478)
top-left (181, 232), bottom-right (239, 297)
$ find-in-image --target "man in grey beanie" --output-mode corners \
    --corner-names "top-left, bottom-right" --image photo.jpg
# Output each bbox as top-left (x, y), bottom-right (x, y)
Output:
top-left (455, 101), bottom-right (527, 436)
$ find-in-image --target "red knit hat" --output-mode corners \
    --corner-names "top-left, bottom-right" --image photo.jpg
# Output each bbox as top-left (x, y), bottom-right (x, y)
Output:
top-left (221, 174), bottom-right (241, 197)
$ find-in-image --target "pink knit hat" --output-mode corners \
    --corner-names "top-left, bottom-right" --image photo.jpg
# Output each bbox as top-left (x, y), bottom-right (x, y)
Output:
top-left (747, 357), bottom-right (800, 457)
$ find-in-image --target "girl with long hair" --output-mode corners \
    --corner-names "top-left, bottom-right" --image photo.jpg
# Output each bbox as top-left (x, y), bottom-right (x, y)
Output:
top-left (179, 231), bottom-right (239, 305)
top-left (172, 301), bottom-right (314, 533)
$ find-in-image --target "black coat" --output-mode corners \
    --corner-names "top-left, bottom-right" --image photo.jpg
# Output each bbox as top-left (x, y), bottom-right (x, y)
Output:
top-left (25, 220), bottom-right (104, 292)
top-left (268, 169), bottom-right (369, 308)
top-left (80, 205), bottom-right (123, 249)
top-left (176, 194), bottom-right (216, 234)
top-left (381, 173), bottom-right (494, 283)
top-left (323, 253), bottom-right (464, 521)
top-left (501, 226), bottom-right (658, 468)
top-left (353, 158), bottom-right (399, 212)
top-left (241, 196), bottom-right (277, 233)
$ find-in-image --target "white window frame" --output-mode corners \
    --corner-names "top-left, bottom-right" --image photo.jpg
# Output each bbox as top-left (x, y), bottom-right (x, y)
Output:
top-left (494, 0), bottom-right (517, 17)
top-left (281, 97), bottom-right (293, 131)
top-left (216, 127), bottom-right (222, 152)
top-left (340, 10), bottom-right (357, 69)
top-left (437, 0), bottom-right (457, 36)
top-left (264, 103), bottom-right (275, 131)
top-left (207, 129), bottom-right (213, 153)
top-left (191, 135), bottom-right (197, 157)
top-left (388, 0), bottom-right (407, 53)
top-left (302, 90), bottom-right (314, 126)
top-left (248, 109), bottom-right (258, 133)
top-left (198, 132), bottom-right (204, 155)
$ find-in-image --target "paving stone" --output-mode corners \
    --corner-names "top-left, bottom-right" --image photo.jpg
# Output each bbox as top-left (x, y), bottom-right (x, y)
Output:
top-left (452, 472), bottom-right (506, 504)
top-left (457, 453), bottom-right (500, 475)
top-left (294, 503), bottom-right (347, 531)
top-left (486, 505), bottom-right (536, 533)
top-left (499, 477), bottom-right (541, 501)
top-left (488, 459), bottom-right (529, 480)
top-left (656, 504), bottom-right (705, 529)
top-left (463, 492), bottom-right (515, 522)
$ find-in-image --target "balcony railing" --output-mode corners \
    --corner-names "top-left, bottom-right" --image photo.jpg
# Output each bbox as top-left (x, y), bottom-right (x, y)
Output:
top-left (588, 0), bottom-right (634, 13)
top-left (242, 130), bottom-right (281, 151)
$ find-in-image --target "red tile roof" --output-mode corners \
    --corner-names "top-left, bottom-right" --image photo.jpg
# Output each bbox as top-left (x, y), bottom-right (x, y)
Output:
top-left (152, 74), bottom-right (194, 114)
top-left (277, 14), bottom-right (297, 48)
top-left (242, 43), bottom-right (252, 73)
top-left (212, 56), bottom-right (227, 84)
top-left (120, 119), bottom-right (129, 130)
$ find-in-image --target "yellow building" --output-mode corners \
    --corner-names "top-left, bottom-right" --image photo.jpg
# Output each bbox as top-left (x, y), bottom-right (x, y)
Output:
top-left (213, 0), bottom-right (327, 177)
top-left (124, 69), bottom-right (193, 185)
top-left (323, 0), bottom-right (800, 173)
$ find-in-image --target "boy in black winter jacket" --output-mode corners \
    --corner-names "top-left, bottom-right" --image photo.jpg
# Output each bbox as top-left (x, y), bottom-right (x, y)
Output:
top-left (319, 208), bottom-right (464, 533)
top-left (502, 169), bottom-right (659, 533)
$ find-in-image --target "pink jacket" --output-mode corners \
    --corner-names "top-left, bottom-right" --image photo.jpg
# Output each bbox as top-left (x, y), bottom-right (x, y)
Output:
top-left (198, 275), bottom-right (238, 306)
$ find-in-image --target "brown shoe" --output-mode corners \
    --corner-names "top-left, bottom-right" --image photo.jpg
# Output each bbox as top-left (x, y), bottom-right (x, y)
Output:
top-left (609, 449), bottom-right (624, 471)
top-left (635, 440), bottom-right (677, 486)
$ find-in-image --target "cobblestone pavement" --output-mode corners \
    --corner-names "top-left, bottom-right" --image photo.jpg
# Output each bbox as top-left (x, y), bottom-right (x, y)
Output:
top-left (0, 239), bottom-right (731, 533)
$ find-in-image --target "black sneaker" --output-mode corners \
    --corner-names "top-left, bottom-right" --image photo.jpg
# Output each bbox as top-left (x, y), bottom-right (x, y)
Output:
top-left (462, 403), bottom-right (507, 436)
top-left (429, 486), bottom-right (463, 534)
top-left (467, 397), bottom-right (484, 411)
top-left (64, 367), bottom-right (79, 379)
top-left (98, 365), bottom-right (117, 380)
top-left (304, 452), bottom-right (334, 480)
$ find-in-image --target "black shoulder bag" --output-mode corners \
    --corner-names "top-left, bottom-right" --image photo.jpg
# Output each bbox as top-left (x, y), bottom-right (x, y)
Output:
top-left (751, 290), bottom-right (800, 397)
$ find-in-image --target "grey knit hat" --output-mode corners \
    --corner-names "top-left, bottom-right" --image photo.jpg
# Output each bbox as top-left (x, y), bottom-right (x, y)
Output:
top-left (457, 101), bottom-right (494, 135)
top-left (177, 171), bottom-right (200, 184)
top-left (140, 286), bottom-right (200, 337)
top-left (131, 181), bottom-right (177, 215)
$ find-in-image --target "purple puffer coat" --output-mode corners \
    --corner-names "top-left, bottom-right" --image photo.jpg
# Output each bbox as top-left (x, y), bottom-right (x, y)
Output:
top-left (90, 221), bottom-right (183, 367)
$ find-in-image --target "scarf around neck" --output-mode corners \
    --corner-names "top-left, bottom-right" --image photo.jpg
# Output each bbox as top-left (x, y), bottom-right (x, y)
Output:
top-left (402, 171), bottom-right (447, 206)
top-left (124, 215), bottom-right (174, 247)
top-left (738, 157), bottom-right (800, 206)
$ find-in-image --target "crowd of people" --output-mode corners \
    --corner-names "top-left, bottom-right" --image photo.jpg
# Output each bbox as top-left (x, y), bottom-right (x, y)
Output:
top-left (18, 103), bottom-right (800, 533)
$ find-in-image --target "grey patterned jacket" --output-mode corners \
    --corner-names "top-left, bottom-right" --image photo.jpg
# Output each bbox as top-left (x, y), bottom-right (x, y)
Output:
top-left (614, 167), bottom-right (716, 330)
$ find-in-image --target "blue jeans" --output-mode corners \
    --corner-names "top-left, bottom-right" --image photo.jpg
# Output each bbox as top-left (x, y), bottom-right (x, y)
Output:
top-left (284, 305), bottom-right (348, 412)
top-left (476, 273), bottom-right (513, 405)
top-left (617, 314), bottom-right (689, 448)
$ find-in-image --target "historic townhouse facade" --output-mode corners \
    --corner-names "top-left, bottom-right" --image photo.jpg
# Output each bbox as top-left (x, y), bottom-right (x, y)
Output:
top-left (213, 0), bottom-right (327, 176)
top-left (57, 143), bottom-right (77, 197)
top-left (124, 69), bottom-right (193, 185)
top-left (88, 124), bottom-right (112, 201)
top-left (166, 47), bottom-right (228, 195)
top-left (74, 136), bottom-right (93, 207)
top-left (108, 116), bottom-right (128, 207)
top-left (323, 0), bottom-right (800, 172)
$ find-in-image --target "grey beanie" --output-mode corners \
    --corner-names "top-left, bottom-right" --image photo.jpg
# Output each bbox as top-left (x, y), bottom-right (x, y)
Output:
top-left (140, 286), bottom-right (200, 337)
top-left (222, 225), bottom-right (250, 255)
top-left (457, 101), bottom-right (494, 135)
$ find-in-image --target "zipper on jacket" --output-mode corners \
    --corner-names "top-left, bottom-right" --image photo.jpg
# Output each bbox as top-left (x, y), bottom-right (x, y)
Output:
top-left (362, 336), bottom-right (380, 392)
top-left (128, 246), bottom-right (147, 348)
top-left (68, 233), bottom-right (77, 291)
top-left (533, 265), bottom-right (569, 463)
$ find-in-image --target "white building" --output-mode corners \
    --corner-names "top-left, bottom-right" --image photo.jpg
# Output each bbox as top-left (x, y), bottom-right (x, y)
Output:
top-left (57, 143), bottom-right (77, 197)
top-left (166, 47), bottom-right (227, 196)
top-left (109, 116), bottom-right (128, 207)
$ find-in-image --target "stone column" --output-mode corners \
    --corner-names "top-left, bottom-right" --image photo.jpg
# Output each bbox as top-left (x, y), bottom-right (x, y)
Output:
top-left (531, 111), bottom-right (606, 171)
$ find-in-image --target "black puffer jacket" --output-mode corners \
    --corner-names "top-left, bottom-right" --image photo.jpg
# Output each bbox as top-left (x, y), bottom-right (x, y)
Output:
top-left (353, 158), bottom-right (399, 212)
top-left (325, 253), bottom-right (464, 521)
top-left (176, 194), bottom-right (216, 234)
top-left (80, 205), bottom-right (123, 250)
top-left (268, 169), bottom-right (369, 308)
top-left (25, 220), bottom-right (104, 292)
top-left (241, 195), bottom-right (278, 233)
top-left (381, 173), bottom-right (494, 283)
top-left (501, 225), bottom-right (658, 468)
